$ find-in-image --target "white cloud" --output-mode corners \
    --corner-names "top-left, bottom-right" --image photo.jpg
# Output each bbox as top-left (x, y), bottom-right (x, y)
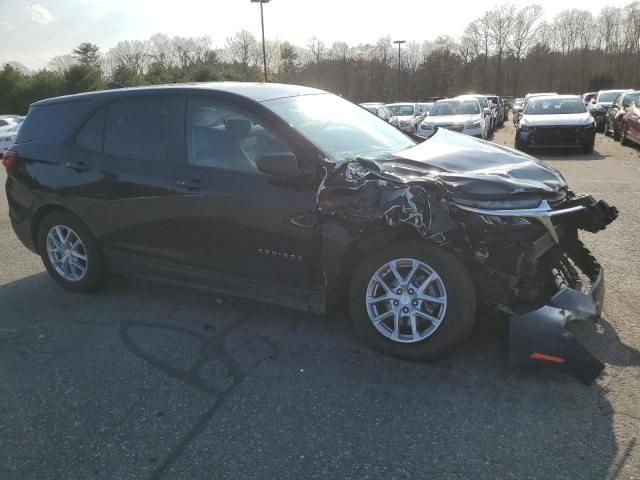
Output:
top-left (27, 4), bottom-right (55, 25)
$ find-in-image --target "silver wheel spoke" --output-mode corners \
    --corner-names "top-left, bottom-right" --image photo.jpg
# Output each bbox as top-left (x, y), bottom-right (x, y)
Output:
top-left (391, 312), bottom-right (400, 341)
top-left (375, 274), bottom-right (392, 293)
top-left (405, 260), bottom-right (419, 285)
top-left (388, 261), bottom-right (403, 286)
top-left (71, 250), bottom-right (87, 261)
top-left (372, 310), bottom-right (394, 325)
top-left (367, 294), bottom-right (393, 305)
top-left (415, 310), bottom-right (442, 326)
top-left (417, 272), bottom-right (436, 292)
top-left (410, 314), bottom-right (419, 341)
top-left (417, 293), bottom-right (446, 304)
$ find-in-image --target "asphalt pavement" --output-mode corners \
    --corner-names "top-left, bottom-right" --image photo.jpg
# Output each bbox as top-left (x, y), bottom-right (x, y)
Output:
top-left (1, 119), bottom-right (639, 479)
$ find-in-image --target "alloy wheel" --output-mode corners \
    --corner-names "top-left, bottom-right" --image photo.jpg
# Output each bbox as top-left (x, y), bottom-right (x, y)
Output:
top-left (46, 225), bottom-right (88, 282)
top-left (365, 258), bottom-right (447, 343)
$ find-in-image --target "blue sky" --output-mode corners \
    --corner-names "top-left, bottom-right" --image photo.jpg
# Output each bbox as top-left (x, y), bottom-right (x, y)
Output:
top-left (0, 0), bottom-right (633, 70)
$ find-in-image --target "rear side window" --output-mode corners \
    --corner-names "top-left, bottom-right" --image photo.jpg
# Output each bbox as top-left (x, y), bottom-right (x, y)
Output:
top-left (15, 100), bottom-right (89, 144)
top-left (75, 108), bottom-right (106, 152)
top-left (104, 97), bottom-right (172, 162)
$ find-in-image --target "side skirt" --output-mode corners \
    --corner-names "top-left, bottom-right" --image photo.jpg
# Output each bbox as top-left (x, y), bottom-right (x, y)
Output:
top-left (104, 250), bottom-right (326, 315)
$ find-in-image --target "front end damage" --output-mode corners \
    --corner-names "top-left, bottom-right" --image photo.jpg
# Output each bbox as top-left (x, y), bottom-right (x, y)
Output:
top-left (318, 143), bottom-right (618, 384)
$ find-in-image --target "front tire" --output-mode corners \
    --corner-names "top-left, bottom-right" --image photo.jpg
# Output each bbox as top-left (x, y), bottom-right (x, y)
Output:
top-left (349, 241), bottom-right (476, 361)
top-left (37, 210), bottom-right (107, 293)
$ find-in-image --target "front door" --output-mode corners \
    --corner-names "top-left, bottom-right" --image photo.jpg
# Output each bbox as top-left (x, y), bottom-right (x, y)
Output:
top-left (169, 96), bottom-right (318, 291)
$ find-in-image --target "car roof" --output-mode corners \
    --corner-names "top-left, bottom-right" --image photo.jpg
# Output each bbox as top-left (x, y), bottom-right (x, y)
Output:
top-left (598, 89), bottom-right (633, 93)
top-left (360, 102), bottom-right (385, 107)
top-left (528, 94), bottom-right (581, 101)
top-left (31, 82), bottom-right (327, 107)
top-left (386, 102), bottom-right (415, 106)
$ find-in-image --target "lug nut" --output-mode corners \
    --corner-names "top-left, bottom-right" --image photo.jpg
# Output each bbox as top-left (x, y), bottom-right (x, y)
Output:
top-left (402, 307), bottom-right (409, 313)
top-left (396, 288), bottom-right (402, 294)
top-left (393, 300), bottom-right (399, 306)
top-left (408, 288), bottom-right (415, 294)
top-left (412, 300), bottom-right (419, 306)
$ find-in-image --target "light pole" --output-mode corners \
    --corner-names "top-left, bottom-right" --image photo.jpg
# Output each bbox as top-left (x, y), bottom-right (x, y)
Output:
top-left (251, 0), bottom-right (270, 82)
top-left (393, 40), bottom-right (406, 101)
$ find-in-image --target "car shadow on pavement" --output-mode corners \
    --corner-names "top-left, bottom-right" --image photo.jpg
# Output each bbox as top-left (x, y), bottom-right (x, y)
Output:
top-left (0, 273), bottom-right (636, 479)
top-left (533, 149), bottom-right (607, 161)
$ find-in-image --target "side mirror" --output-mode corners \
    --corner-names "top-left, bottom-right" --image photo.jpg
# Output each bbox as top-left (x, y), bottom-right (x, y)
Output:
top-left (256, 152), bottom-right (300, 177)
top-left (483, 108), bottom-right (491, 116)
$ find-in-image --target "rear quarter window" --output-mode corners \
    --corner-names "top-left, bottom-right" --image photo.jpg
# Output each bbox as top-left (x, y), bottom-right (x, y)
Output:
top-left (15, 100), bottom-right (89, 144)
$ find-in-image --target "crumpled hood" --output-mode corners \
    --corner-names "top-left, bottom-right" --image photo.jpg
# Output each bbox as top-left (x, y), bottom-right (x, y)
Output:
top-left (425, 114), bottom-right (479, 125)
top-left (521, 112), bottom-right (593, 127)
top-left (373, 128), bottom-right (567, 200)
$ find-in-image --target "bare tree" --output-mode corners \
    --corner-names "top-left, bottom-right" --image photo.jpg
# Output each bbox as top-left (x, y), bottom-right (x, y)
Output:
top-left (47, 54), bottom-right (77, 74)
top-left (487, 3), bottom-right (516, 93)
top-left (148, 33), bottom-right (175, 71)
top-left (307, 36), bottom-right (325, 63)
top-left (226, 30), bottom-right (257, 80)
top-left (507, 4), bottom-right (543, 95)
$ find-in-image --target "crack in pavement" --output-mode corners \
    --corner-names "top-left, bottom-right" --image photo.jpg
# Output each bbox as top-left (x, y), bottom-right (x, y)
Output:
top-left (117, 308), bottom-right (302, 480)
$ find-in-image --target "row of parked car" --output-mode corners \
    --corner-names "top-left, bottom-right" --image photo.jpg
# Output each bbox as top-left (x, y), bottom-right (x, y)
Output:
top-left (0, 115), bottom-right (25, 158)
top-left (360, 94), bottom-right (511, 140)
top-left (510, 89), bottom-right (640, 153)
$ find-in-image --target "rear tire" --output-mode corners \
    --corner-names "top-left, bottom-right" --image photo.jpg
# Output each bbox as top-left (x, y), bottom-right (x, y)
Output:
top-left (349, 241), bottom-right (476, 361)
top-left (37, 210), bottom-right (107, 293)
top-left (603, 119), bottom-right (610, 136)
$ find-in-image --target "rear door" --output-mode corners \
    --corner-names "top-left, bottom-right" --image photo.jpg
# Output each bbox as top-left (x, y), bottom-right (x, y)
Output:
top-left (166, 95), bottom-right (319, 292)
top-left (60, 94), bottom-right (191, 263)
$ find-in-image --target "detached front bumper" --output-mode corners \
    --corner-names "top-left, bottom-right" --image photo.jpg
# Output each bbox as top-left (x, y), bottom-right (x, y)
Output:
top-left (509, 265), bottom-right (605, 384)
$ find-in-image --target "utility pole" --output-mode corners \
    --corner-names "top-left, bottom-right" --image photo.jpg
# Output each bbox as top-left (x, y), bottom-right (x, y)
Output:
top-left (393, 40), bottom-right (406, 101)
top-left (251, 0), bottom-right (270, 82)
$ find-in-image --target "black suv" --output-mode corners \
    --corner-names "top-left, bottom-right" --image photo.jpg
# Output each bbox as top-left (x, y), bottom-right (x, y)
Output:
top-left (4, 83), bottom-right (618, 382)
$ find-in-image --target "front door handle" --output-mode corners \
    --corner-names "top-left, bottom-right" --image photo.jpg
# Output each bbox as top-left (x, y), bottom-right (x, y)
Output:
top-left (176, 179), bottom-right (206, 191)
top-left (65, 161), bottom-right (90, 172)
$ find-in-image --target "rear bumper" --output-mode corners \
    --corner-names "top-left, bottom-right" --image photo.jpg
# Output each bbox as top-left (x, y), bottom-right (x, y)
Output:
top-left (509, 266), bottom-right (605, 384)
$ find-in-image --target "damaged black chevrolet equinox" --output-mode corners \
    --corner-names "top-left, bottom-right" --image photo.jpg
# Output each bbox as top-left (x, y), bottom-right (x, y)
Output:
top-left (4, 83), bottom-right (618, 383)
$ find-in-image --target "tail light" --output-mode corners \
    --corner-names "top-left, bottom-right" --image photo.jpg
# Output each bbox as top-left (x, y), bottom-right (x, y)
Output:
top-left (2, 150), bottom-right (16, 171)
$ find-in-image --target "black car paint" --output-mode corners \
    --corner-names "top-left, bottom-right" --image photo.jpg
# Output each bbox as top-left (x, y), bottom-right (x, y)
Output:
top-left (5, 83), bottom-right (618, 383)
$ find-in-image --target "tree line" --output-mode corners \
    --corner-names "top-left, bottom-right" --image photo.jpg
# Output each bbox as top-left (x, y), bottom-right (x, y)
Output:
top-left (2, 2), bottom-right (640, 115)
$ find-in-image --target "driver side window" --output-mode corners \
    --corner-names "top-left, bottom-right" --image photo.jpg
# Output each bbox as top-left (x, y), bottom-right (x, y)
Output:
top-left (186, 98), bottom-right (292, 173)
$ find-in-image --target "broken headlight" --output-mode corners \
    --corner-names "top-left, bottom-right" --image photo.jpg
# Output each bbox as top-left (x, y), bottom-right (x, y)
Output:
top-left (450, 197), bottom-right (542, 210)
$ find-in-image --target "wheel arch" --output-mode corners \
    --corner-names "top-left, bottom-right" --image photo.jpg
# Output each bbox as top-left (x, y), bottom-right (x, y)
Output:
top-left (30, 204), bottom-right (89, 254)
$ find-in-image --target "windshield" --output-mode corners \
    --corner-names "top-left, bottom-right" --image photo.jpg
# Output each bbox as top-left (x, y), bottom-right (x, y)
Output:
top-left (622, 92), bottom-right (640, 107)
top-left (598, 91), bottom-right (626, 103)
top-left (430, 100), bottom-right (480, 116)
top-left (525, 97), bottom-right (586, 115)
top-left (264, 94), bottom-right (415, 163)
top-left (363, 106), bottom-right (377, 114)
top-left (388, 104), bottom-right (415, 116)
top-left (419, 103), bottom-right (433, 113)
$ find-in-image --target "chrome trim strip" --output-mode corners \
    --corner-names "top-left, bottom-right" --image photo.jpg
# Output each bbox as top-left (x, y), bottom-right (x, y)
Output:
top-left (455, 200), bottom-right (586, 242)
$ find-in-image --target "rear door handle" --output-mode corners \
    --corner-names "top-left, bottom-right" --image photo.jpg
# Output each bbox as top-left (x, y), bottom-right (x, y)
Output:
top-left (65, 161), bottom-right (90, 172)
top-left (176, 179), bottom-right (206, 191)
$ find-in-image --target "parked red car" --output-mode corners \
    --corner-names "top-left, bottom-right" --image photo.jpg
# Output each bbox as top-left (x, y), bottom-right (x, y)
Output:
top-left (620, 98), bottom-right (640, 146)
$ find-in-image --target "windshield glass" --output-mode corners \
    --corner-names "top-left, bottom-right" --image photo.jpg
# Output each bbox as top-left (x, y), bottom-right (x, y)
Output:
top-left (264, 94), bottom-right (415, 163)
top-left (598, 91), bottom-right (626, 103)
top-left (419, 103), bottom-right (433, 113)
top-left (388, 104), bottom-right (415, 116)
top-left (622, 92), bottom-right (640, 107)
top-left (363, 106), bottom-right (377, 114)
top-left (525, 97), bottom-right (586, 115)
top-left (430, 100), bottom-right (480, 116)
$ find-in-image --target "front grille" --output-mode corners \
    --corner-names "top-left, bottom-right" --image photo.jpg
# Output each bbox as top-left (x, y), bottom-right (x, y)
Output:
top-left (532, 127), bottom-right (580, 146)
top-left (439, 124), bottom-right (464, 132)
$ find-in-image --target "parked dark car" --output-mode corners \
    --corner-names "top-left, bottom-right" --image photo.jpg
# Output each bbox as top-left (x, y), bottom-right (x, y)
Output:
top-left (4, 83), bottom-right (617, 383)
top-left (486, 95), bottom-right (506, 126)
top-left (360, 102), bottom-right (399, 127)
top-left (515, 95), bottom-right (596, 153)
top-left (620, 97), bottom-right (640, 147)
top-left (588, 89), bottom-right (632, 132)
top-left (604, 91), bottom-right (640, 140)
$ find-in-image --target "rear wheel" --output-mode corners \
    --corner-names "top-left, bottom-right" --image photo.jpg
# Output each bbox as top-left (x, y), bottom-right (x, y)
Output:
top-left (613, 122), bottom-right (621, 141)
top-left (349, 241), bottom-right (475, 361)
top-left (37, 210), bottom-right (107, 293)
